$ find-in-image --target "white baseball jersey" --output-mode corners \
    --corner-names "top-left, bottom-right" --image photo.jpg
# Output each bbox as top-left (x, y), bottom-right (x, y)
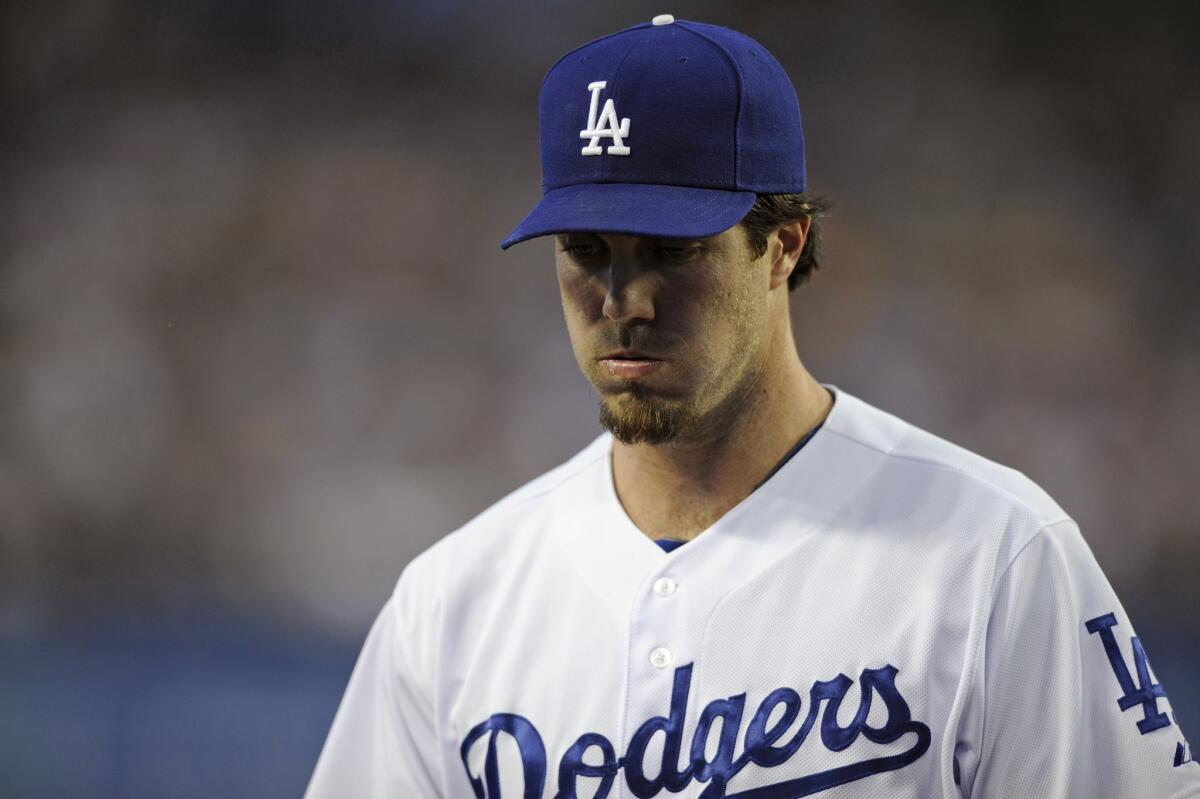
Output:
top-left (306, 386), bottom-right (1199, 798)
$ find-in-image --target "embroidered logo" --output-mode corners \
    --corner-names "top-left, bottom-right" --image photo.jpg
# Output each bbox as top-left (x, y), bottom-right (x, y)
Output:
top-left (1086, 612), bottom-right (1197, 769)
top-left (1085, 612), bottom-right (1170, 734)
top-left (580, 81), bottom-right (630, 156)
top-left (459, 662), bottom-right (931, 798)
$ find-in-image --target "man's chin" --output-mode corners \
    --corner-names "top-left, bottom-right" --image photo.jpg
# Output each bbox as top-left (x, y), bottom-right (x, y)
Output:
top-left (597, 391), bottom-right (693, 445)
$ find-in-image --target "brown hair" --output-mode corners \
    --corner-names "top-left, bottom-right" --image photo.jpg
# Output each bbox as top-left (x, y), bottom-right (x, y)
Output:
top-left (740, 193), bottom-right (832, 291)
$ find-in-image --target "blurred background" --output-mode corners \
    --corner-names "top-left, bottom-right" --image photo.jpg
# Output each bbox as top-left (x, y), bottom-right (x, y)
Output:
top-left (1, 0), bottom-right (1197, 795)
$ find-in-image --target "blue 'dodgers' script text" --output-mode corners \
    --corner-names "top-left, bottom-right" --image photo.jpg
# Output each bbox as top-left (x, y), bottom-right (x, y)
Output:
top-left (460, 662), bottom-right (931, 798)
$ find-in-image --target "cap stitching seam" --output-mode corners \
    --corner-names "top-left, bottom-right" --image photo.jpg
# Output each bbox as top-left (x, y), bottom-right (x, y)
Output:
top-left (673, 22), bottom-right (745, 188)
top-left (601, 35), bottom-right (648, 183)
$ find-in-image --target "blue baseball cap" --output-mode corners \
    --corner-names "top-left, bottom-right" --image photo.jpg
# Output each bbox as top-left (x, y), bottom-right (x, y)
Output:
top-left (500, 14), bottom-right (807, 250)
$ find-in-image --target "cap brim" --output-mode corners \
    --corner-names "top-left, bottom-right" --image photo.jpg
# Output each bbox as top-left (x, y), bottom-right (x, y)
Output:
top-left (500, 183), bottom-right (757, 250)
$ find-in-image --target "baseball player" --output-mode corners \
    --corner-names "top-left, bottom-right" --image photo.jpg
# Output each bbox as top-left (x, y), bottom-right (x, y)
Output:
top-left (306, 15), bottom-right (1199, 798)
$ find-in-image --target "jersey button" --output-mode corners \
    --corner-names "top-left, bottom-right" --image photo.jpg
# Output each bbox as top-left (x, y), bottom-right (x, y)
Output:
top-left (649, 647), bottom-right (673, 669)
top-left (653, 577), bottom-right (677, 597)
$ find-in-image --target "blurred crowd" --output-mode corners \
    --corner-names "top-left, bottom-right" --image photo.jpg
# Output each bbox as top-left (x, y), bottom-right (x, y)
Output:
top-left (1, 1), bottom-right (1197, 796)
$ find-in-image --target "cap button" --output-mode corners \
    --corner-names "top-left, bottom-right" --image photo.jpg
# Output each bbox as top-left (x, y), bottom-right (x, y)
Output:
top-left (651, 14), bottom-right (675, 25)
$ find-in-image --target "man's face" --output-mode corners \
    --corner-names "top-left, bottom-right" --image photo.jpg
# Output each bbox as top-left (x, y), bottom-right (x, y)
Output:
top-left (555, 225), bottom-right (776, 445)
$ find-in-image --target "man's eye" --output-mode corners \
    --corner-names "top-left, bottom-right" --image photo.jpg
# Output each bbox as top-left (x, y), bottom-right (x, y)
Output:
top-left (655, 246), bottom-right (699, 261)
top-left (560, 242), bottom-right (602, 259)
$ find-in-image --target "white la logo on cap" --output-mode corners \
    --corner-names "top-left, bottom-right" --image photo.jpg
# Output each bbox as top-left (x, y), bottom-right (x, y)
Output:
top-left (580, 81), bottom-right (630, 156)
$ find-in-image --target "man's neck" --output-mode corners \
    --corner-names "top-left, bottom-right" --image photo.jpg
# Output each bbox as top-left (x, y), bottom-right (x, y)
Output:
top-left (610, 355), bottom-right (833, 543)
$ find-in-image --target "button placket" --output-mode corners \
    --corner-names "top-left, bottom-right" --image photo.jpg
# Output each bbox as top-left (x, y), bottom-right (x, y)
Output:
top-left (645, 575), bottom-right (680, 670)
top-left (623, 561), bottom-right (701, 761)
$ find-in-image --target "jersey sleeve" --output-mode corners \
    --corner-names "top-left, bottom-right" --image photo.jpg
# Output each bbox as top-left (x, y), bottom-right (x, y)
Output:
top-left (962, 518), bottom-right (1199, 798)
top-left (305, 574), bottom-right (443, 798)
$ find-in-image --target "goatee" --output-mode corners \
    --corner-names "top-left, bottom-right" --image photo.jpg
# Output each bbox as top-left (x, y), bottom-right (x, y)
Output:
top-left (597, 384), bottom-right (694, 445)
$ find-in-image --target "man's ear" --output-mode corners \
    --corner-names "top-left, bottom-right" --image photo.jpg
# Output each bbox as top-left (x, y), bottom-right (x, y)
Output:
top-left (767, 217), bottom-right (811, 291)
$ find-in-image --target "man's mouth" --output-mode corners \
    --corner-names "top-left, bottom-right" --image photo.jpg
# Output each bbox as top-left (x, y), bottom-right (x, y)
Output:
top-left (599, 351), bottom-right (664, 379)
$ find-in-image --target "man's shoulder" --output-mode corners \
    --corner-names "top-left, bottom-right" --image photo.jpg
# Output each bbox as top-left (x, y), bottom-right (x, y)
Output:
top-left (489, 432), bottom-right (612, 512)
top-left (828, 387), bottom-right (1071, 531)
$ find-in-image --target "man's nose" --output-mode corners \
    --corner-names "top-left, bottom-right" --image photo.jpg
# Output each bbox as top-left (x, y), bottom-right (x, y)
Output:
top-left (601, 259), bottom-right (656, 323)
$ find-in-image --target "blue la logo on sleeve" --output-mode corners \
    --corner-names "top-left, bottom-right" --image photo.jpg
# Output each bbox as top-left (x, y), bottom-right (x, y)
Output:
top-left (459, 662), bottom-right (931, 799)
top-left (1085, 612), bottom-right (1196, 768)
